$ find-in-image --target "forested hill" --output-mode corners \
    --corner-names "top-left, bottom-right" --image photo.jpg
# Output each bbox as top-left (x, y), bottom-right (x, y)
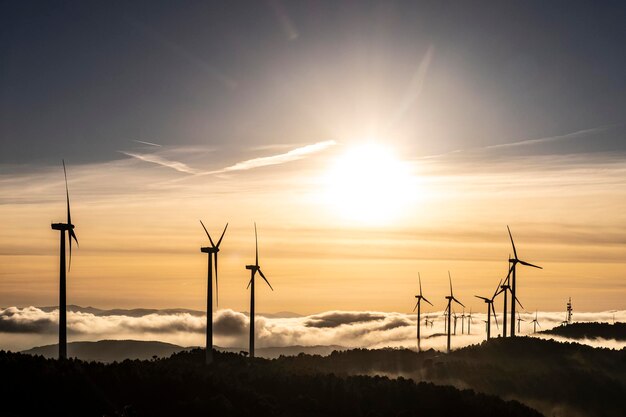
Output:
top-left (540, 322), bottom-right (626, 341)
top-left (0, 349), bottom-right (540, 417)
top-left (272, 337), bottom-right (625, 417)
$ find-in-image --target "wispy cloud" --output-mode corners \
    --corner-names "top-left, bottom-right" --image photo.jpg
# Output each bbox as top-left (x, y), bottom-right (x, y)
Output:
top-left (119, 151), bottom-right (200, 174)
top-left (205, 140), bottom-right (337, 175)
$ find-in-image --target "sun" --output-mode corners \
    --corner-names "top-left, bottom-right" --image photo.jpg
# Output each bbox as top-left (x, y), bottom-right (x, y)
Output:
top-left (323, 142), bottom-right (414, 224)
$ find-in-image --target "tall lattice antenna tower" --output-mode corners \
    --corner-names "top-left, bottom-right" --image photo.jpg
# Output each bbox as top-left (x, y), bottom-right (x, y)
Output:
top-left (566, 297), bottom-right (573, 324)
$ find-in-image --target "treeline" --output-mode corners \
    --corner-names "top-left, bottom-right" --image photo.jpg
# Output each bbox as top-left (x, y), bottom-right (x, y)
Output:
top-left (0, 349), bottom-right (541, 417)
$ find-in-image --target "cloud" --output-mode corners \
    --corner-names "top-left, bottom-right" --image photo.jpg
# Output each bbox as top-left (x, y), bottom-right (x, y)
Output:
top-left (2, 306), bottom-right (625, 353)
top-left (305, 311), bottom-right (386, 328)
top-left (119, 151), bottom-right (200, 174)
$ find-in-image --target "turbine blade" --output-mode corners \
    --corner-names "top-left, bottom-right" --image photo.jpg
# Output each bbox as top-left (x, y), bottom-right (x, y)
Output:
top-left (246, 276), bottom-right (253, 290)
top-left (69, 228), bottom-right (79, 246)
top-left (448, 271), bottom-right (453, 296)
top-left (423, 296), bottom-right (433, 306)
top-left (214, 254), bottom-right (219, 308)
top-left (492, 277), bottom-right (504, 299)
top-left (199, 220), bottom-right (216, 247)
top-left (216, 223), bottom-right (228, 248)
top-left (537, 322), bottom-right (541, 328)
top-left (258, 269), bottom-right (273, 291)
top-left (515, 296), bottom-right (524, 310)
top-left (453, 297), bottom-right (465, 308)
top-left (419, 272), bottom-right (423, 296)
top-left (519, 260), bottom-right (543, 269)
top-left (507, 225), bottom-right (518, 259)
top-left (412, 301), bottom-right (419, 312)
top-left (475, 295), bottom-right (490, 302)
top-left (492, 304), bottom-right (499, 329)
top-left (63, 160), bottom-right (72, 226)
top-left (254, 222), bottom-right (258, 266)
top-left (67, 231), bottom-right (73, 272)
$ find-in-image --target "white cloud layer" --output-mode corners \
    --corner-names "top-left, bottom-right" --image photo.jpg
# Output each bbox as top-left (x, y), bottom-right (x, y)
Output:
top-left (1, 306), bottom-right (624, 353)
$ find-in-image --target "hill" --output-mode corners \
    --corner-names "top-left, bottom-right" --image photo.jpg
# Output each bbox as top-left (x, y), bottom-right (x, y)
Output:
top-left (22, 340), bottom-right (188, 362)
top-left (21, 340), bottom-right (342, 362)
top-left (540, 322), bottom-right (626, 341)
top-left (0, 349), bottom-right (541, 417)
top-left (271, 337), bottom-right (625, 417)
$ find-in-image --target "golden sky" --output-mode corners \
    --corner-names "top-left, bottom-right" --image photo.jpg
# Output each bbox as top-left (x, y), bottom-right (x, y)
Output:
top-left (1, 137), bottom-right (624, 314)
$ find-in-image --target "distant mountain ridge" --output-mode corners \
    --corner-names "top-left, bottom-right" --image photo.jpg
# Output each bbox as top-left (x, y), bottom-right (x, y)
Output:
top-left (22, 340), bottom-right (343, 362)
top-left (36, 305), bottom-right (302, 318)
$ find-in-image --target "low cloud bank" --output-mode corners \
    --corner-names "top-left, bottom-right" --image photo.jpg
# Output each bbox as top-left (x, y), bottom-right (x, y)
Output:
top-left (1, 306), bottom-right (624, 352)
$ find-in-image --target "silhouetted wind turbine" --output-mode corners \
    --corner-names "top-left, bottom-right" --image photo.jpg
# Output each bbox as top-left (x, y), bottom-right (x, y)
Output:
top-left (531, 310), bottom-right (541, 333)
top-left (467, 308), bottom-right (473, 335)
top-left (444, 272), bottom-right (464, 353)
top-left (51, 160), bottom-right (79, 360)
top-left (507, 226), bottom-right (542, 337)
top-left (475, 278), bottom-right (502, 340)
top-left (516, 312), bottom-right (526, 334)
top-left (246, 223), bottom-right (273, 358)
top-left (461, 309), bottom-right (466, 334)
top-left (495, 262), bottom-right (522, 337)
top-left (413, 273), bottom-right (433, 352)
top-left (199, 220), bottom-right (228, 365)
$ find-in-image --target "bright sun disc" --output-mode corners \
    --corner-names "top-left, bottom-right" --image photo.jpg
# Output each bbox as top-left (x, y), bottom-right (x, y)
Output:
top-left (323, 143), bottom-right (414, 224)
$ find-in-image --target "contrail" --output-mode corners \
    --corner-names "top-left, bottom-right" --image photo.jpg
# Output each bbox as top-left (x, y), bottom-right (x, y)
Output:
top-left (485, 125), bottom-right (613, 150)
top-left (119, 151), bottom-right (199, 174)
top-left (133, 139), bottom-right (162, 147)
top-left (205, 140), bottom-right (337, 175)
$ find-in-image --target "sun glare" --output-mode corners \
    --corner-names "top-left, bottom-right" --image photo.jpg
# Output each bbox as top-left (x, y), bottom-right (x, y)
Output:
top-left (323, 142), bottom-right (414, 224)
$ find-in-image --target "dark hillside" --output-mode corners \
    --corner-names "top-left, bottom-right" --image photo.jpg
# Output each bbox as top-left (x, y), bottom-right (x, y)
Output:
top-left (0, 349), bottom-right (541, 417)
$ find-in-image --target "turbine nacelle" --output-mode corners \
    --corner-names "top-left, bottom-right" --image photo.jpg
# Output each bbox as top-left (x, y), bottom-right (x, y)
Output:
top-left (51, 223), bottom-right (74, 231)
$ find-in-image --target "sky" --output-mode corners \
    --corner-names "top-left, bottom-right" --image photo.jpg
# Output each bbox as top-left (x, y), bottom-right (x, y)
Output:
top-left (1, 1), bottom-right (625, 321)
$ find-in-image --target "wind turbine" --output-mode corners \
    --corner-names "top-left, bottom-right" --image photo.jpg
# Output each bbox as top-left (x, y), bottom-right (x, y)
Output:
top-left (199, 220), bottom-right (228, 365)
top-left (444, 272), bottom-right (464, 353)
top-left (246, 223), bottom-right (273, 358)
top-left (461, 309), bottom-right (466, 334)
top-left (475, 278), bottom-right (502, 340)
top-left (516, 312), bottom-right (526, 334)
top-left (507, 226), bottom-right (542, 337)
top-left (413, 273), bottom-right (433, 352)
top-left (51, 160), bottom-right (79, 360)
top-left (467, 308), bottom-right (473, 335)
top-left (531, 310), bottom-right (541, 333)
top-left (453, 312), bottom-right (458, 335)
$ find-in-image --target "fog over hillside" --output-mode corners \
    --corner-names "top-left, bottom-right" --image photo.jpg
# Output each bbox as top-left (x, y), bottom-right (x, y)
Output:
top-left (2, 305), bottom-right (624, 352)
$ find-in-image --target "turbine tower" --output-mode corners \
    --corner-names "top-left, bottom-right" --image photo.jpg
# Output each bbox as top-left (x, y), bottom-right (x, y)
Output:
top-left (51, 160), bottom-right (79, 360)
top-left (444, 272), bottom-right (464, 353)
top-left (412, 273), bottom-right (433, 352)
top-left (531, 310), bottom-right (541, 333)
top-left (475, 278), bottom-right (502, 340)
top-left (246, 223), bottom-right (273, 358)
top-left (516, 312), bottom-right (526, 333)
top-left (507, 226), bottom-right (542, 337)
top-left (467, 308), bottom-right (473, 335)
top-left (453, 312), bottom-right (458, 335)
top-left (461, 309), bottom-right (466, 334)
top-left (199, 220), bottom-right (228, 365)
